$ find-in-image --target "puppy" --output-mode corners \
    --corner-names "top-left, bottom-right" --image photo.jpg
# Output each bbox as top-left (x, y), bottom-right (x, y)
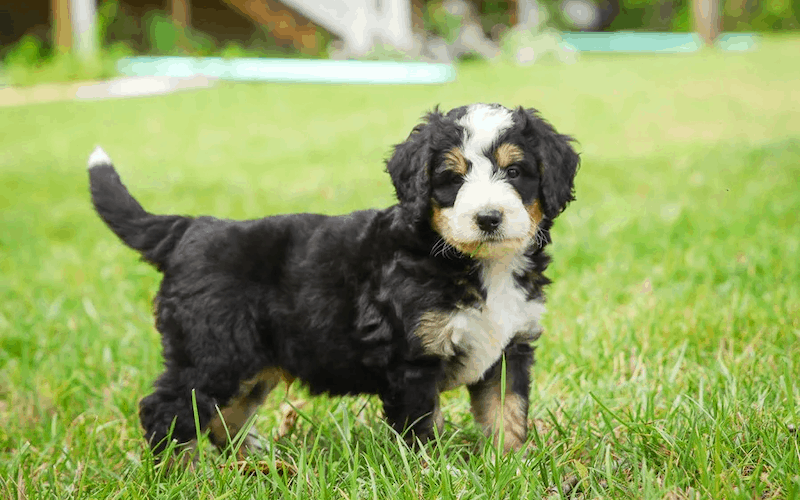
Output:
top-left (88, 103), bottom-right (579, 458)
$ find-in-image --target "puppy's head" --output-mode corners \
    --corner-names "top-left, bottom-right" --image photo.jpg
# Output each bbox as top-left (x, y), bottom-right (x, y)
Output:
top-left (387, 104), bottom-right (579, 259)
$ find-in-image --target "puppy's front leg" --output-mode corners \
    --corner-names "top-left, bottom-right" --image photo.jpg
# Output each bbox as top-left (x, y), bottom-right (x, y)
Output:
top-left (381, 362), bottom-right (443, 447)
top-left (468, 340), bottom-right (534, 452)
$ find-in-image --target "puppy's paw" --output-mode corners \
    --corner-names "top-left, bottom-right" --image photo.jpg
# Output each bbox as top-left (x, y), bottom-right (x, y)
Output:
top-left (236, 429), bottom-right (268, 459)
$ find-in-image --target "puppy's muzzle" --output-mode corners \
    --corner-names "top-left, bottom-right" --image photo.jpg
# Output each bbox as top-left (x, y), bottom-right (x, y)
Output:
top-left (475, 209), bottom-right (503, 234)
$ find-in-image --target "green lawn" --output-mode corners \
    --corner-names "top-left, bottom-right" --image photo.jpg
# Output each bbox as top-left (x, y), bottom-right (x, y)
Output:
top-left (1, 35), bottom-right (799, 499)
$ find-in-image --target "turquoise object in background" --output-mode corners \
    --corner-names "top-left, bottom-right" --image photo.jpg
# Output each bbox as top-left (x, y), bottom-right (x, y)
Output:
top-left (559, 32), bottom-right (757, 53)
top-left (117, 57), bottom-right (457, 85)
top-left (115, 33), bottom-right (757, 84)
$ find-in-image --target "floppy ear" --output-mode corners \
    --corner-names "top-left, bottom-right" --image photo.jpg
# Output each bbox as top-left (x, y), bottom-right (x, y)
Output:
top-left (386, 111), bottom-right (440, 225)
top-left (517, 107), bottom-right (580, 219)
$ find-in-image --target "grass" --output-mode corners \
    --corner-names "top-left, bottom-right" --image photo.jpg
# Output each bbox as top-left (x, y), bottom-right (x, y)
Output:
top-left (0, 33), bottom-right (133, 88)
top-left (1, 34), bottom-right (799, 499)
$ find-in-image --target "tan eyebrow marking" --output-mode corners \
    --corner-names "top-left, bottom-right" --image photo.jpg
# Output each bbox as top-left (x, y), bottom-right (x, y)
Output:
top-left (495, 143), bottom-right (525, 168)
top-left (443, 147), bottom-right (468, 175)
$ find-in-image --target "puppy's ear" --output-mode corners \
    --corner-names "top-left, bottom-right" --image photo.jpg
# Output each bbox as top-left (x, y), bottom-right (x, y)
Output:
top-left (517, 107), bottom-right (580, 219)
top-left (386, 110), bottom-right (441, 224)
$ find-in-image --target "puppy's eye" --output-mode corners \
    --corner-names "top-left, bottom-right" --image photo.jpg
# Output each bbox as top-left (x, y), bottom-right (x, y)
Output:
top-left (439, 169), bottom-right (463, 184)
top-left (506, 166), bottom-right (521, 179)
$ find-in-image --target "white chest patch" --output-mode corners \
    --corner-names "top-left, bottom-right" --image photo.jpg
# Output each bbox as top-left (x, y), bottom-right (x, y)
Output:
top-left (440, 255), bottom-right (545, 391)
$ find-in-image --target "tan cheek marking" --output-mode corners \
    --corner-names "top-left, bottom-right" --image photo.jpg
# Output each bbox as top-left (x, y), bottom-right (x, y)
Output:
top-left (431, 202), bottom-right (449, 242)
top-left (431, 203), bottom-right (477, 254)
top-left (495, 143), bottom-right (525, 169)
top-left (527, 200), bottom-right (544, 236)
top-left (443, 147), bottom-right (468, 175)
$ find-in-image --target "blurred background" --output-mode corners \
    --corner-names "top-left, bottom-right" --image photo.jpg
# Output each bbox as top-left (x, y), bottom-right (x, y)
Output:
top-left (1, 0), bottom-right (798, 88)
top-left (1, 0), bottom-right (799, 497)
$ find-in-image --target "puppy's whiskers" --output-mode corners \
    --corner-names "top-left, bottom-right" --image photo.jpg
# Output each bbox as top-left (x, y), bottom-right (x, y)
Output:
top-left (532, 222), bottom-right (547, 249)
top-left (431, 237), bottom-right (457, 259)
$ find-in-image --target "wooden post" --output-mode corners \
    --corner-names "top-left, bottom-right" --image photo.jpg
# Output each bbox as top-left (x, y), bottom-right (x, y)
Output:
top-left (693, 0), bottom-right (721, 45)
top-left (171, 0), bottom-right (191, 29)
top-left (517, 0), bottom-right (541, 29)
top-left (69, 0), bottom-right (99, 59)
top-left (52, 0), bottom-right (72, 54)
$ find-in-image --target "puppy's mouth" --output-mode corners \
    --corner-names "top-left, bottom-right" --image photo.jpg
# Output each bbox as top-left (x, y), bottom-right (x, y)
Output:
top-left (456, 236), bottom-right (527, 259)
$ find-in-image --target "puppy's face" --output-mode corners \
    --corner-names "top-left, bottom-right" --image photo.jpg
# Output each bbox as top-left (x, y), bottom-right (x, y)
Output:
top-left (430, 106), bottom-right (542, 258)
top-left (387, 103), bottom-right (579, 259)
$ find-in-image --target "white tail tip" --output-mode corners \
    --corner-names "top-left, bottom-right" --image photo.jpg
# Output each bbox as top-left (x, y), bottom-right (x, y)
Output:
top-left (88, 146), bottom-right (112, 169)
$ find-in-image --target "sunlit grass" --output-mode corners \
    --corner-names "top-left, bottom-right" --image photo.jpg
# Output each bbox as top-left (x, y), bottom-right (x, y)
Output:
top-left (1, 35), bottom-right (799, 499)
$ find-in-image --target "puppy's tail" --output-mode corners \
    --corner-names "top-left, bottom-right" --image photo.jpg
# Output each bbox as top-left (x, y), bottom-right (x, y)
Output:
top-left (88, 147), bottom-right (192, 270)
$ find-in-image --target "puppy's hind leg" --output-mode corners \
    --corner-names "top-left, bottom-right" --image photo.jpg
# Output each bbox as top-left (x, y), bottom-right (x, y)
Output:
top-left (138, 367), bottom-right (226, 464)
top-left (207, 367), bottom-right (293, 459)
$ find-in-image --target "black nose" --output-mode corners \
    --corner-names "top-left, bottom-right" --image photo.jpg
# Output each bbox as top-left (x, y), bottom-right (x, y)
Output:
top-left (475, 210), bottom-right (503, 233)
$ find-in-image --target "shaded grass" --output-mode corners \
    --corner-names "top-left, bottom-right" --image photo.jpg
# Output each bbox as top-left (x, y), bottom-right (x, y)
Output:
top-left (1, 35), bottom-right (799, 498)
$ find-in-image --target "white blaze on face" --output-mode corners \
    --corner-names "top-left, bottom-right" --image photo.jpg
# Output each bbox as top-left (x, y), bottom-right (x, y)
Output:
top-left (438, 105), bottom-right (533, 256)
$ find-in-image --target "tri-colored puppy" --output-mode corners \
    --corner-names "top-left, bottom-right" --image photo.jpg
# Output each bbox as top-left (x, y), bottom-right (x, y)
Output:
top-left (88, 103), bottom-right (579, 458)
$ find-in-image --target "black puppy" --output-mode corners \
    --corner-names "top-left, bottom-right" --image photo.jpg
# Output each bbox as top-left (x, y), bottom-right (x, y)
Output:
top-left (88, 103), bottom-right (579, 458)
